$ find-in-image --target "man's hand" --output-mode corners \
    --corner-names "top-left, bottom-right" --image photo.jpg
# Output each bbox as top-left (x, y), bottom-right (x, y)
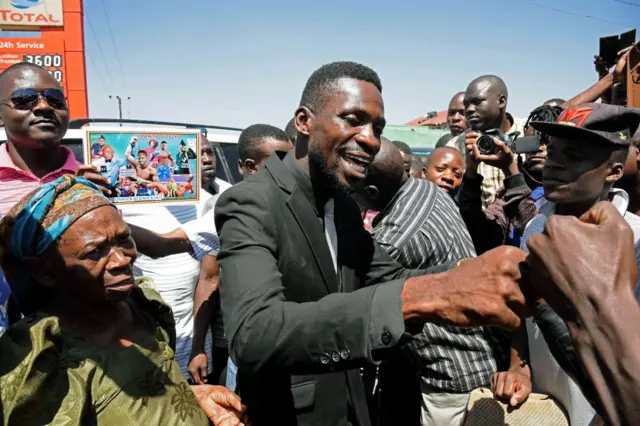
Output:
top-left (191, 385), bottom-right (250, 426)
top-left (402, 246), bottom-right (529, 331)
top-left (463, 132), bottom-right (480, 177)
top-left (613, 44), bottom-right (635, 85)
top-left (525, 201), bottom-right (637, 322)
top-left (465, 132), bottom-right (518, 176)
top-left (491, 371), bottom-right (532, 407)
top-left (76, 164), bottom-right (112, 196)
top-left (188, 352), bottom-right (209, 385)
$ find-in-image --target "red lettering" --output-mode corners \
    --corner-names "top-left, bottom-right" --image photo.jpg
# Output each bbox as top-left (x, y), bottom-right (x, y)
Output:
top-left (0, 10), bottom-right (60, 25)
top-left (558, 106), bottom-right (593, 128)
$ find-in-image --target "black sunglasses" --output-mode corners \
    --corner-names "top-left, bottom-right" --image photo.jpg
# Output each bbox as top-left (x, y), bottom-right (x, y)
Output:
top-left (3, 88), bottom-right (67, 110)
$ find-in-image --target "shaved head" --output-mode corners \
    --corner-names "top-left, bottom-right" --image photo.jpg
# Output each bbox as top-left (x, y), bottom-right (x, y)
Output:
top-left (464, 74), bottom-right (509, 131)
top-left (467, 75), bottom-right (508, 100)
top-left (370, 139), bottom-right (406, 185)
top-left (449, 92), bottom-right (465, 109)
top-left (354, 139), bottom-right (407, 211)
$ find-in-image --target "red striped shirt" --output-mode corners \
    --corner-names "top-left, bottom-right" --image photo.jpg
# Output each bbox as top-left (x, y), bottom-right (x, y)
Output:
top-left (0, 143), bottom-right (80, 216)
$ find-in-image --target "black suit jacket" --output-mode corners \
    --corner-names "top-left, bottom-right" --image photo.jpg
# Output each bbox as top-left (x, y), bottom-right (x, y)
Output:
top-left (215, 153), bottom-right (451, 426)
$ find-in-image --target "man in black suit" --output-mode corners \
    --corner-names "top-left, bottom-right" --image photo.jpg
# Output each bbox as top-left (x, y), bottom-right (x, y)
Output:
top-left (213, 62), bottom-right (530, 426)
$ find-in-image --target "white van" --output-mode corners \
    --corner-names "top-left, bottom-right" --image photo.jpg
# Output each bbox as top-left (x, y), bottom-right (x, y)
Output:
top-left (0, 118), bottom-right (243, 184)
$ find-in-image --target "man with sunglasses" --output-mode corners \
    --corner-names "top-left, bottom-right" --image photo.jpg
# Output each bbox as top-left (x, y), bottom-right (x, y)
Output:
top-left (0, 63), bottom-right (112, 333)
top-left (0, 62), bottom-right (96, 216)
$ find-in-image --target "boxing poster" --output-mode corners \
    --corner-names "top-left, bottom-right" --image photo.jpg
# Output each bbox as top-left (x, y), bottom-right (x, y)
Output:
top-left (84, 130), bottom-right (200, 205)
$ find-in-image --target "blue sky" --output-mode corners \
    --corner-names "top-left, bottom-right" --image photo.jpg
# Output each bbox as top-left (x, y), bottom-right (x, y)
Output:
top-left (83, 0), bottom-right (638, 129)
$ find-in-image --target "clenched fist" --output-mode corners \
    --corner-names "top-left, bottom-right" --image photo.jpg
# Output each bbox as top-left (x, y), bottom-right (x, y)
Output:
top-left (402, 246), bottom-right (530, 331)
top-left (525, 201), bottom-right (637, 322)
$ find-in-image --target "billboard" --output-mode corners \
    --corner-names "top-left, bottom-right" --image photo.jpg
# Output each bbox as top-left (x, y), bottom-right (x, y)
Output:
top-left (0, 0), bottom-right (86, 119)
top-left (0, 0), bottom-right (64, 27)
top-left (85, 130), bottom-right (201, 206)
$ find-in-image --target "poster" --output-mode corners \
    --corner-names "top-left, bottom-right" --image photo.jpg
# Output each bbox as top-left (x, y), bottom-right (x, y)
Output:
top-left (85, 130), bottom-right (200, 205)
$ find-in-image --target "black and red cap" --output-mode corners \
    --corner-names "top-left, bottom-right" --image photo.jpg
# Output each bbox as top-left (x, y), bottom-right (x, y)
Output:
top-left (530, 103), bottom-right (640, 146)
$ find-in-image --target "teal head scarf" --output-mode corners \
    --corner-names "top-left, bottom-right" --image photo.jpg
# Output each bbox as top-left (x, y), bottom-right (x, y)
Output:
top-left (0, 175), bottom-right (113, 315)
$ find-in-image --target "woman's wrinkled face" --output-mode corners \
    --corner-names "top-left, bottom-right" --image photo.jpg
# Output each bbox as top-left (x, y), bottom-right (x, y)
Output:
top-left (43, 206), bottom-right (137, 304)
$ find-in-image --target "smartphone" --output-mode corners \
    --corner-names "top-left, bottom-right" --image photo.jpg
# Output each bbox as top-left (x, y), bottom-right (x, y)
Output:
top-left (600, 35), bottom-right (620, 68)
top-left (619, 30), bottom-right (636, 52)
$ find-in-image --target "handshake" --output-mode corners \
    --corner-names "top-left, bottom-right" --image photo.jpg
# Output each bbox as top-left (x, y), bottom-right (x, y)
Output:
top-left (402, 201), bottom-right (637, 331)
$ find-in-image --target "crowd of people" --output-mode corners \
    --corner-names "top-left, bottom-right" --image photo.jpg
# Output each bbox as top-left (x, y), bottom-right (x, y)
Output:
top-left (0, 39), bottom-right (639, 426)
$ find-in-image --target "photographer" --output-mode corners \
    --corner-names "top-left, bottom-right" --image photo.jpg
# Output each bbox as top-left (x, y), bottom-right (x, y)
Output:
top-left (446, 75), bottom-right (524, 207)
top-left (457, 105), bottom-right (559, 255)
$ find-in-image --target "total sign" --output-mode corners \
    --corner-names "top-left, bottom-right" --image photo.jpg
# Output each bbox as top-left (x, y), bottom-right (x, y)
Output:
top-left (0, 0), bottom-right (63, 27)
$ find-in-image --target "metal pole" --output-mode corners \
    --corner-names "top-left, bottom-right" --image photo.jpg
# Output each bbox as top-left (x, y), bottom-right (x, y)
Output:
top-left (116, 96), bottom-right (122, 126)
top-left (109, 95), bottom-right (126, 126)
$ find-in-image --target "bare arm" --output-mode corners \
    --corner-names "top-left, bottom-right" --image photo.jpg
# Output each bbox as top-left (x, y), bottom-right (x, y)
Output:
top-left (129, 224), bottom-right (193, 258)
top-left (189, 255), bottom-right (220, 384)
top-left (526, 201), bottom-right (640, 425)
top-left (125, 144), bottom-right (138, 167)
top-left (562, 48), bottom-right (630, 109)
top-left (561, 74), bottom-right (614, 109)
top-left (570, 293), bottom-right (640, 426)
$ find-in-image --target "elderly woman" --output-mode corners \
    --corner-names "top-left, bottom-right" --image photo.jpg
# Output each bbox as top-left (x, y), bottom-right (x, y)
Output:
top-left (0, 175), bottom-right (248, 426)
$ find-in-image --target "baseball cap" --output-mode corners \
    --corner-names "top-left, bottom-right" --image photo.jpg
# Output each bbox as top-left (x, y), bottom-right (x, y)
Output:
top-left (530, 103), bottom-right (640, 147)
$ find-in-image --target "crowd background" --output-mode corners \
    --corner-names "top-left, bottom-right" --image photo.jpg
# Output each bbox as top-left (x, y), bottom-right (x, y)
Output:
top-left (0, 21), bottom-right (639, 426)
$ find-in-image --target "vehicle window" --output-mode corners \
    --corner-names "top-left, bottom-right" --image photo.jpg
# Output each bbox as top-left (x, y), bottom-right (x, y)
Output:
top-left (61, 138), bottom-right (85, 163)
top-left (213, 142), bottom-right (242, 184)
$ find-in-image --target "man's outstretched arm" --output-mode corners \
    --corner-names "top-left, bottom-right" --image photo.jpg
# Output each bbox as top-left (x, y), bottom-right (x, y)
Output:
top-left (215, 184), bottom-right (529, 376)
top-left (128, 207), bottom-right (217, 260)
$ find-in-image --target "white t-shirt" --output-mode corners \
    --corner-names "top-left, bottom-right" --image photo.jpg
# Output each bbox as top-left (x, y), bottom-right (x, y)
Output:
top-left (120, 184), bottom-right (228, 377)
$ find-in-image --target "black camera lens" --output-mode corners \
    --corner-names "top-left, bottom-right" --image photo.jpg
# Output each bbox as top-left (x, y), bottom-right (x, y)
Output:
top-left (477, 135), bottom-right (497, 155)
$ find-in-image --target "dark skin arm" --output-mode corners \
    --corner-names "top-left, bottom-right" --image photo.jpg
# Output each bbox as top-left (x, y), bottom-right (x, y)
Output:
top-left (526, 202), bottom-right (640, 426)
top-left (128, 224), bottom-right (193, 259)
top-left (491, 326), bottom-right (531, 407)
top-left (562, 47), bottom-right (631, 109)
top-left (189, 255), bottom-right (220, 384)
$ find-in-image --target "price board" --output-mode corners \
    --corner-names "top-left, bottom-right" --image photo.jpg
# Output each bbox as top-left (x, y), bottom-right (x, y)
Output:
top-left (0, 37), bottom-right (67, 88)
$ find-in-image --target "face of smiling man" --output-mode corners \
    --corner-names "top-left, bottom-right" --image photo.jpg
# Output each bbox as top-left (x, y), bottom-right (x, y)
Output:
top-left (300, 77), bottom-right (386, 195)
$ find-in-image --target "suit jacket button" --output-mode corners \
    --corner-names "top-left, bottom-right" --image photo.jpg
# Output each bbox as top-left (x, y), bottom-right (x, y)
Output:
top-left (332, 352), bottom-right (341, 363)
top-left (381, 332), bottom-right (392, 346)
top-left (320, 353), bottom-right (331, 364)
top-left (340, 349), bottom-right (351, 360)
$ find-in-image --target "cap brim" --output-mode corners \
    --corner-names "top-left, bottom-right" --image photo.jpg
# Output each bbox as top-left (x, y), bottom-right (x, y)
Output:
top-left (530, 121), bottom-right (616, 146)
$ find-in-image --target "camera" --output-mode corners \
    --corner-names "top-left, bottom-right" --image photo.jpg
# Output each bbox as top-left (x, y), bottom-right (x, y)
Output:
top-left (476, 129), bottom-right (540, 155)
top-left (476, 129), bottom-right (512, 155)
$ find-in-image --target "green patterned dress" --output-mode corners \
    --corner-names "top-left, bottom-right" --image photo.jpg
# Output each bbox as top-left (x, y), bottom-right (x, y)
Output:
top-left (0, 279), bottom-right (210, 425)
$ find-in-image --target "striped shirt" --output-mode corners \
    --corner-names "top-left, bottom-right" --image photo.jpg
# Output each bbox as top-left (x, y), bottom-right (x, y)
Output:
top-left (446, 114), bottom-right (525, 208)
top-left (372, 178), bottom-right (509, 392)
top-left (0, 143), bottom-right (80, 216)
